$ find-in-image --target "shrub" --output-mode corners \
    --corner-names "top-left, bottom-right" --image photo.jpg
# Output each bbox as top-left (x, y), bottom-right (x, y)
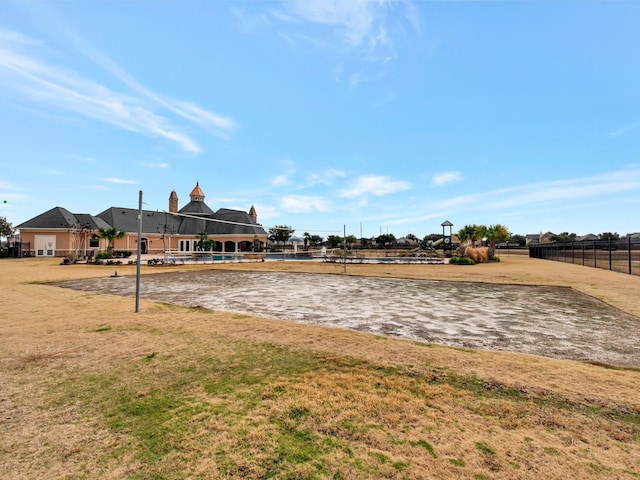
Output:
top-left (95, 251), bottom-right (112, 260)
top-left (449, 256), bottom-right (475, 265)
top-left (113, 250), bottom-right (132, 258)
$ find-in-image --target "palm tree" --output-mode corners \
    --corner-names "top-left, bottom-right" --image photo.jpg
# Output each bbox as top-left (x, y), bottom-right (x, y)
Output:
top-left (456, 227), bottom-right (470, 257)
top-left (95, 227), bottom-right (126, 255)
top-left (196, 231), bottom-right (207, 251)
top-left (268, 225), bottom-right (294, 251)
top-left (485, 224), bottom-right (510, 260)
top-left (469, 224), bottom-right (484, 247)
top-left (196, 231), bottom-right (216, 251)
top-left (457, 224), bottom-right (482, 255)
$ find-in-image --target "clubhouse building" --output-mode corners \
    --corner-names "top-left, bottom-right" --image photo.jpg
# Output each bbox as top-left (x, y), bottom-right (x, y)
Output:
top-left (16, 183), bottom-right (267, 258)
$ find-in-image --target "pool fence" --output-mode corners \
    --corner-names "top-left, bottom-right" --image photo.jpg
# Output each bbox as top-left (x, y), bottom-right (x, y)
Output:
top-left (529, 238), bottom-right (640, 276)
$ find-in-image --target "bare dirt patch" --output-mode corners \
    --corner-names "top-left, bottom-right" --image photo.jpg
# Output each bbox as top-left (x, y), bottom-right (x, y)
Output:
top-left (54, 269), bottom-right (640, 367)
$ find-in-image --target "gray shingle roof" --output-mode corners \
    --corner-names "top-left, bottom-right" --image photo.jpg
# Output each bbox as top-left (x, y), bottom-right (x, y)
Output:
top-left (97, 208), bottom-right (182, 234)
top-left (17, 207), bottom-right (108, 230)
top-left (205, 208), bottom-right (266, 235)
top-left (74, 214), bottom-right (112, 230)
top-left (179, 201), bottom-right (214, 216)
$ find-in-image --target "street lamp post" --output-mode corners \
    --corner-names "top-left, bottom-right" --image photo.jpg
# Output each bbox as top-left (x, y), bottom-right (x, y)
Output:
top-left (441, 220), bottom-right (453, 256)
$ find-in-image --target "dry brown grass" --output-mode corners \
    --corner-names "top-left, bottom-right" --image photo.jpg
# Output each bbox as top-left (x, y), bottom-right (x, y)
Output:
top-left (1, 256), bottom-right (639, 479)
top-left (464, 246), bottom-right (489, 263)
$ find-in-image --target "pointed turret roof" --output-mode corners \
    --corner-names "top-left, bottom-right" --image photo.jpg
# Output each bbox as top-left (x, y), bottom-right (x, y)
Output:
top-left (189, 182), bottom-right (205, 202)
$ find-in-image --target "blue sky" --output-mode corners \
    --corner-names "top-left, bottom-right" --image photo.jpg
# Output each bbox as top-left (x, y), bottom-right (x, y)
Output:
top-left (1, 1), bottom-right (639, 239)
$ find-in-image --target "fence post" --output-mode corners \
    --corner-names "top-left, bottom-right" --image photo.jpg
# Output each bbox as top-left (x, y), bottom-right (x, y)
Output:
top-left (593, 240), bottom-right (597, 268)
top-left (609, 237), bottom-right (612, 271)
top-left (629, 236), bottom-right (633, 275)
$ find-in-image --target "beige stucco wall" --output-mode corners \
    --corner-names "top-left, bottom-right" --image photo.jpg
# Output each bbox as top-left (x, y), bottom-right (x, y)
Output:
top-left (20, 229), bottom-right (267, 257)
top-left (112, 233), bottom-right (267, 255)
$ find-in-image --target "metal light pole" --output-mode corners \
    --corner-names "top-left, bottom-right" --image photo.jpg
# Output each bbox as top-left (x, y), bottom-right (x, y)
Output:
top-left (343, 224), bottom-right (346, 273)
top-left (135, 190), bottom-right (143, 313)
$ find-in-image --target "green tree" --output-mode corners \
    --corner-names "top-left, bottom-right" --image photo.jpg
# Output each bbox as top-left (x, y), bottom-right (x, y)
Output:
top-left (599, 232), bottom-right (619, 241)
top-left (268, 225), bottom-right (294, 251)
top-left (345, 235), bottom-right (358, 248)
top-left (470, 224), bottom-right (485, 246)
top-left (456, 227), bottom-right (470, 256)
top-left (420, 233), bottom-right (441, 250)
top-left (406, 233), bottom-right (418, 242)
top-left (0, 216), bottom-right (14, 239)
top-left (252, 235), bottom-right (262, 252)
top-left (376, 233), bottom-right (396, 248)
top-left (326, 235), bottom-right (343, 248)
top-left (550, 232), bottom-right (576, 243)
top-left (485, 224), bottom-right (511, 260)
top-left (457, 224), bottom-right (484, 247)
top-left (94, 227), bottom-right (126, 255)
top-left (308, 234), bottom-right (323, 246)
top-left (510, 234), bottom-right (526, 246)
top-left (196, 231), bottom-right (216, 251)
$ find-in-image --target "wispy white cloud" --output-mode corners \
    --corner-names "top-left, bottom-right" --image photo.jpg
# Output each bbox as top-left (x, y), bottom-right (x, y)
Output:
top-left (83, 184), bottom-right (110, 192)
top-left (250, 203), bottom-right (280, 221)
top-left (306, 168), bottom-right (346, 186)
top-left (102, 177), bottom-right (137, 185)
top-left (419, 168), bottom-right (640, 215)
top-left (170, 101), bottom-right (237, 139)
top-left (338, 174), bottom-right (411, 198)
top-left (140, 162), bottom-right (170, 169)
top-left (280, 195), bottom-right (331, 213)
top-left (608, 122), bottom-right (639, 138)
top-left (431, 171), bottom-right (462, 187)
top-left (231, 7), bottom-right (273, 35)
top-left (266, 0), bottom-right (420, 83)
top-left (285, 0), bottom-right (387, 49)
top-left (483, 169), bottom-right (640, 210)
top-left (272, 174), bottom-right (291, 187)
top-left (51, 24), bottom-right (238, 139)
top-left (370, 210), bottom-right (446, 228)
top-left (0, 28), bottom-right (236, 154)
top-left (348, 168), bottom-right (640, 235)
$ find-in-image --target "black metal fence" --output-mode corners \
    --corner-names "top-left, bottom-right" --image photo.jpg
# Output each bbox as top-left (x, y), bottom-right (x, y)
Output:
top-left (529, 238), bottom-right (640, 276)
top-left (0, 241), bottom-right (30, 258)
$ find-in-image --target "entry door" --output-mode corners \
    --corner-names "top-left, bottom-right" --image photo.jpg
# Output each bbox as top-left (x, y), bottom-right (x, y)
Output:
top-left (35, 235), bottom-right (56, 257)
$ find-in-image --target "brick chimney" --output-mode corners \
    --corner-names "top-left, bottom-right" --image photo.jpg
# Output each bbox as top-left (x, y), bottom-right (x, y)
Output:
top-left (169, 190), bottom-right (178, 213)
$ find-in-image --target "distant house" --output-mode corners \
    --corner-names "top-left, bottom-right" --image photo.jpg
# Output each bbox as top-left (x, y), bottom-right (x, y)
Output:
top-left (396, 237), bottom-right (419, 247)
top-left (576, 234), bottom-right (598, 242)
top-left (539, 232), bottom-right (554, 244)
top-left (17, 182), bottom-right (267, 257)
top-left (525, 234), bottom-right (540, 246)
